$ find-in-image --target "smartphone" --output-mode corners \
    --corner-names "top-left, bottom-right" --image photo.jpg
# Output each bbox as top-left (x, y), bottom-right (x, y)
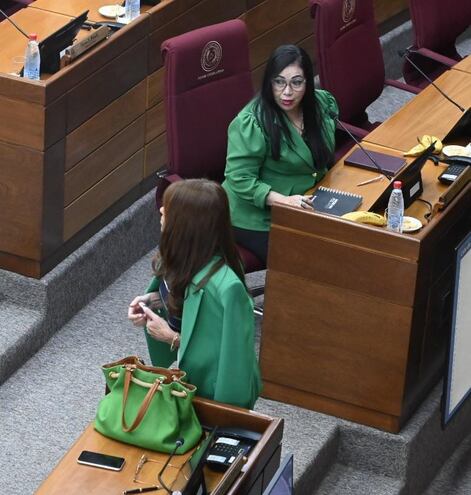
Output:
top-left (77, 450), bottom-right (125, 471)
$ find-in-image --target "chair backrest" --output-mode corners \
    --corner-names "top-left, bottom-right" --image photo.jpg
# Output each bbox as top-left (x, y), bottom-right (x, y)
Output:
top-left (409, 0), bottom-right (471, 55)
top-left (161, 19), bottom-right (253, 183)
top-left (309, 0), bottom-right (385, 124)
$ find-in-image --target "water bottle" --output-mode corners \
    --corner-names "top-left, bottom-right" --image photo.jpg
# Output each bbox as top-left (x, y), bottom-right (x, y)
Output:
top-left (124, 0), bottom-right (140, 22)
top-left (23, 33), bottom-right (40, 81)
top-left (387, 180), bottom-right (404, 233)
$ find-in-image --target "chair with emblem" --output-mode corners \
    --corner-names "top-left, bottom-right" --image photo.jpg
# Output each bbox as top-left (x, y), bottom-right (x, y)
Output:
top-left (309, 0), bottom-right (420, 155)
top-left (402, 0), bottom-right (471, 88)
top-left (157, 19), bottom-right (265, 297)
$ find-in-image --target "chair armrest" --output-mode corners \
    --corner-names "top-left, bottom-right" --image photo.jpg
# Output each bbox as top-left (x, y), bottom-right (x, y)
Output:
top-left (385, 79), bottom-right (421, 95)
top-left (415, 48), bottom-right (458, 68)
top-left (337, 120), bottom-right (369, 140)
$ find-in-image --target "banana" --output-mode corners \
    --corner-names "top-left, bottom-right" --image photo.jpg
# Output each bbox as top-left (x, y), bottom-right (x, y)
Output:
top-left (404, 135), bottom-right (443, 156)
top-left (341, 211), bottom-right (387, 226)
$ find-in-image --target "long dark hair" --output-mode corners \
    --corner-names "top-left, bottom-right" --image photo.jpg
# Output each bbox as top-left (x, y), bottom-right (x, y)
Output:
top-left (255, 44), bottom-right (334, 169)
top-left (153, 179), bottom-right (246, 316)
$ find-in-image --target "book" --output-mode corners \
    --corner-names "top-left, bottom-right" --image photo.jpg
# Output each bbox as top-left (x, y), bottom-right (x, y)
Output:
top-left (344, 148), bottom-right (406, 176)
top-left (311, 186), bottom-right (362, 216)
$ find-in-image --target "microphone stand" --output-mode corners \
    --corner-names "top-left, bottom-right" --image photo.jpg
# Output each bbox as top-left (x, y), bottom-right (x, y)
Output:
top-left (0, 8), bottom-right (30, 39)
top-left (332, 114), bottom-right (393, 180)
top-left (158, 438), bottom-right (184, 494)
top-left (399, 49), bottom-right (465, 113)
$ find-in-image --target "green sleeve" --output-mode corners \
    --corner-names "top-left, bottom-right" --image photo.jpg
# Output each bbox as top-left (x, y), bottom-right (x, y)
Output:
top-left (143, 276), bottom-right (177, 367)
top-left (224, 111), bottom-right (272, 209)
top-left (213, 281), bottom-right (261, 409)
top-left (316, 90), bottom-right (339, 153)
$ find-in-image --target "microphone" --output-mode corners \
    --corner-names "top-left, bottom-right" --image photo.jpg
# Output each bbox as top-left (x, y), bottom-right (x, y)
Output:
top-left (158, 437), bottom-right (184, 494)
top-left (399, 48), bottom-right (465, 113)
top-left (0, 8), bottom-right (30, 39)
top-left (329, 111), bottom-right (393, 180)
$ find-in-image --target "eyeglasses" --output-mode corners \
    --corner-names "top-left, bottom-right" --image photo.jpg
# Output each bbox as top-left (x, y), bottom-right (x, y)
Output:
top-left (271, 76), bottom-right (306, 92)
top-left (133, 453), bottom-right (178, 484)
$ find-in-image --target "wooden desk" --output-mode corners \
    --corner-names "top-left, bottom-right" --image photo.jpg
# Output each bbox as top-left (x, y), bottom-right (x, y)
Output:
top-left (30, 0), bottom-right (153, 22)
top-left (451, 55), bottom-right (471, 75)
top-left (364, 69), bottom-right (471, 152)
top-left (36, 398), bottom-right (283, 495)
top-left (259, 85), bottom-right (471, 432)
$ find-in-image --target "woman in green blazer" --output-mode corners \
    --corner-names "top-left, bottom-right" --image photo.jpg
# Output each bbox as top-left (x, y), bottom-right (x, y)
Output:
top-left (128, 179), bottom-right (261, 409)
top-left (223, 44), bottom-right (338, 263)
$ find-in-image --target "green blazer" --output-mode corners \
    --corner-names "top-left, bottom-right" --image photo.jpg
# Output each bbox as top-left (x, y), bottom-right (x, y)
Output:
top-left (222, 90), bottom-right (338, 231)
top-left (144, 258), bottom-right (262, 409)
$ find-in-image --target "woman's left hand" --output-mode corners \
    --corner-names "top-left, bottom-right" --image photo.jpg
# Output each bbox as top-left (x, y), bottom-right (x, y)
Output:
top-left (300, 196), bottom-right (313, 209)
top-left (142, 306), bottom-right (175, 345)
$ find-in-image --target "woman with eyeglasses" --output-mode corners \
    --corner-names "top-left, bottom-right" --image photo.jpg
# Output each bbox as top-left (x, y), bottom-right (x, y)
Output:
top-left (222, 44), bottom-right (338, 264)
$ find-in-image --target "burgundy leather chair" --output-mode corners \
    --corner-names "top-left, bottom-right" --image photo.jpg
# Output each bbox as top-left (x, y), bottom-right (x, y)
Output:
top-left (158, 19), bottom-right (265, 276)
top-left (403, 0), bottom-right (471, 88)
top-left (309, 0), bottom-right (420, 156)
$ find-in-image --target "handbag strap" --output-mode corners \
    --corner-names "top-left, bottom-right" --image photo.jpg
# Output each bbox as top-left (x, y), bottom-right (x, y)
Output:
top-left (121, 366), bottom-right (162, 432)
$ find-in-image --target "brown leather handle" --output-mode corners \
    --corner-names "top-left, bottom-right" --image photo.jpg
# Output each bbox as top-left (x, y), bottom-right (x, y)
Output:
top-left (121, 367), bottom-right (162, 432)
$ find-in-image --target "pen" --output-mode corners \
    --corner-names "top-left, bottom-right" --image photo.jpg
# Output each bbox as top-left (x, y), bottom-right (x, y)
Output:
top-left (122, 486), bottom-right (160, 495)
top-left (356, 175), bottom-right (384, 186)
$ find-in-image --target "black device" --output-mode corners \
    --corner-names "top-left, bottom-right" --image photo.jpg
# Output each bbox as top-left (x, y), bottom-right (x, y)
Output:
top-left (77, 450), bottom-right (125, 471)
top-left (170, 429), bottom-right (217, 495)
top-left (262, 454), bottom-right (294, 495)
top-left (205, 426), bottom-right (261, 472)
top-left (38, 10), bottom-right (89, 74)
top-left (438, 163), bottom-right (468, 184)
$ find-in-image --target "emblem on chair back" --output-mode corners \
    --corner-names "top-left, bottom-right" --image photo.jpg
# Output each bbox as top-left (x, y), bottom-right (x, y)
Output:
top-left (201, 41), bottom-right (222, 73)
top-left (342, 0), bottom-right (355, 24)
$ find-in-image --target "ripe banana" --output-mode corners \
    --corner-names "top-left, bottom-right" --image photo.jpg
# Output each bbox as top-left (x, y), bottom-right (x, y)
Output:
top-left (404, 135), bottom-right (443, 156)
top-left (341, 211), bottom-right (387, 226)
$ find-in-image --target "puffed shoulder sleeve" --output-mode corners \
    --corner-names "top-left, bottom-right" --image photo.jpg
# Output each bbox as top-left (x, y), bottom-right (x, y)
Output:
top-left (224, 110), bottom-right (271, 209)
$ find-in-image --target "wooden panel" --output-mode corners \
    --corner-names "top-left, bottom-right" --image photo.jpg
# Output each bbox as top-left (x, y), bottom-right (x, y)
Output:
top-left (147, 68), bottom-right (165, 108)
top-left (144, 132), bottom-right (168, 177)
top-left (0, 94), bottom-right (45, 150)
top-left (147, 0), bottom-right (202, 30)
top-left (64, 116), bottom-right (146, 205)
top-left (63, 150), bottom-right (144, 240)
top-left (65, 79), bottom-right (146, 170)
top-left (241, 0), bottom-right (307, 41)
top-left (248, 8), bottom-right (313, 69)
top-left (261, 270), bottom-right (412, 414)
top-left (0, 73), bottom-right (46, 106)
top-left (148, 0), bottom-right (246, 72)
top-left (373, 0), bottom-right (408, 24)
top-left (269, 224), bottom-right (418, 306)
top-left (66, 38), bottom-right (148, 132)
top-left (145, 101), bottom-right (166, 143)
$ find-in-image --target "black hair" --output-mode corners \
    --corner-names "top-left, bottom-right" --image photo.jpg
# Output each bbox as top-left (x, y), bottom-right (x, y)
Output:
top-left (254, 44), bottom-right (334, 169)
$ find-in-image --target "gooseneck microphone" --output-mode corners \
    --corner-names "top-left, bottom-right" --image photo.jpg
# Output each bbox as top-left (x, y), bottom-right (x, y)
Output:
top-left (0, 8), bottom-right (30, 39)
top-left (158, 437), bottom-right (184, 494)
top-left (329, 111), bottom-right (393, 180)
top-left (399, 49), bottom-right (466, 113)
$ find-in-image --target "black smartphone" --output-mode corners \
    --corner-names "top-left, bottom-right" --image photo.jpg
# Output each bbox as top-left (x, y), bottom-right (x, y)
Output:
top-left (77, 450), bottom-right (125, 471)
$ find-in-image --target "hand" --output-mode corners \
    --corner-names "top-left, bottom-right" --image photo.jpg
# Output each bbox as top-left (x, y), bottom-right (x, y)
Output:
top-left (128, 293), bottom-right (158, 327)
top-left (280, 194), bottom-right (312, 209)
top-left (142, 306), bottom-right (176, 345)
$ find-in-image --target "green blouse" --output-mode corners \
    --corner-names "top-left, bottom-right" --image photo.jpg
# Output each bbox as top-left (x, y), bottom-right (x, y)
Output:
top-left (222, 90), bottom-right (338, 231)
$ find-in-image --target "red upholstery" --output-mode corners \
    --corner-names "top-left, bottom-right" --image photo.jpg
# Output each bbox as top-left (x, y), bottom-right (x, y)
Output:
top-left (310, 0), bottom-right (385, 125)
top-left (161, 19), bottom-right (253, 183)
top-left (403, 0), bottom-right (471, 87)
top-left (159, 20), bottom-right (264, 273)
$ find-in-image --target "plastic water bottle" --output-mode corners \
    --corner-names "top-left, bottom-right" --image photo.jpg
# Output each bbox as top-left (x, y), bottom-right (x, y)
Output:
top-left (387, 180), bottom-right (404, 233)
top-left (124, 0), bottom-right (140, 22)
top-left (23, 33), bottom-right (40, 81)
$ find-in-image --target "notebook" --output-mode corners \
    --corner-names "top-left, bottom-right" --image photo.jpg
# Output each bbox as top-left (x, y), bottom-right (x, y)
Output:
top-left (310, 186), bottom-right (362, 216)
top-left (344, 148), bottom-right (406, 176)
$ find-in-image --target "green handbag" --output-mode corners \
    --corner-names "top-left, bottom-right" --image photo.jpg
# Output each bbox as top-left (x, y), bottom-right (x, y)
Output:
top-left (94, 356), bottom-right (202, 454)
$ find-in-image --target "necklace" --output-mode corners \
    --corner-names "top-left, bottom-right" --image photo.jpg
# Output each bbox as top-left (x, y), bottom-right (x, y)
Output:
top-left (288, 112), bottom-right (304, 135)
